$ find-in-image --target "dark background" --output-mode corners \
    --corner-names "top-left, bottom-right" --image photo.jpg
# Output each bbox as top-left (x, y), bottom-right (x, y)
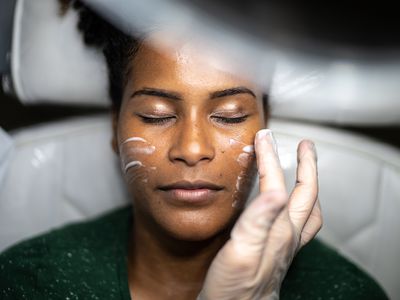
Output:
top-left (0, 90), bottom-right (107, 132)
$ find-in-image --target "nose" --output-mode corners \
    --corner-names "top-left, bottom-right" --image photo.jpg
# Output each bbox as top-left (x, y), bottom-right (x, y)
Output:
top-left (168, 119), bottom-right (215, 166)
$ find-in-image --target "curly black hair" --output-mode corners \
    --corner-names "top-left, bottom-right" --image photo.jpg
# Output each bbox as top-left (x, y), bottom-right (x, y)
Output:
top-left (59, 0), bottom-right (268, 112)
top-left (59, 0), bottom-right (141, 110)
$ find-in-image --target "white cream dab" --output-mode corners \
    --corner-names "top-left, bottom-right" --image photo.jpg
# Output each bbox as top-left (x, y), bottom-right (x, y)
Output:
top-left (237, 153), bottom-right (249, 167)
top-left (236, 175), bottom-right (242, 190)
top-left (232, 170), bottom-right (247, 208)
top-left (229, 138), bottom-right (254, 153)
top-left (122, 137), bottom-right (147, 144)
top-left (120, 136), bottom-right (157, 174)
top-left (229, 138), bottom-right (245, 146)
top-left (232, 180), bottom-right (242, 208)
top-left (242, 145), bottom-right (254, 153)
top-left (230, 138), bottom-right (255, 208)
top-left (124, 161), bottom-right (143, 173)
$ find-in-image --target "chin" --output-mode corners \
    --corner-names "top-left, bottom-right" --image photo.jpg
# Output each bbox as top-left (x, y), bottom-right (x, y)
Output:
top-left (157, 208), bottom-right (239, 242)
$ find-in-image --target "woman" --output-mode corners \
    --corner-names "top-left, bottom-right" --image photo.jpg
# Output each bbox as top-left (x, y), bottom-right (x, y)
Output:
top-left (0, 2), bottom-right (388, 299)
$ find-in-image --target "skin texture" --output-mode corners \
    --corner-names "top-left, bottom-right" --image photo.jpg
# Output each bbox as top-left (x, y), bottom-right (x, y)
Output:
top-left (112, 42), bottom-right (321, 300)
top-left (116, 42), bottom-right (266, 240)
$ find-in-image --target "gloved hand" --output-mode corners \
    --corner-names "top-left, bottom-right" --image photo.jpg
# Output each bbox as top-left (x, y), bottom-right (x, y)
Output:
top-left (199, 129), bottom-right (321, 300)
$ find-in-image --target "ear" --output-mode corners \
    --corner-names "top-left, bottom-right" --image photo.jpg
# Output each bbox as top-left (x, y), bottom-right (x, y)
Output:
top-left (111, 109), bottom-right (119, 155)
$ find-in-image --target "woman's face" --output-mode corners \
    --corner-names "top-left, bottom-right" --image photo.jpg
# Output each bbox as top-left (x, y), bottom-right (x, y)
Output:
top-left (115, 42), bottom-right (267, 241)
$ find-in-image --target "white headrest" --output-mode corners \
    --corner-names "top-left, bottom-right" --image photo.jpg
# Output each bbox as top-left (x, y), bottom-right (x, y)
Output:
top-left (9, 0), bottom-right (400, 125)
top-left (0, 128), bottom-right (13, 187)
top-left (271, 55), bottom-right (400, 125)
top-left (11, 0), bottom-right (110, 106)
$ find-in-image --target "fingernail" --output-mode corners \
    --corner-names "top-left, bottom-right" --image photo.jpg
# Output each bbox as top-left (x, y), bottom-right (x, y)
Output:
top-left (256, 129), bottom-right (278, 155)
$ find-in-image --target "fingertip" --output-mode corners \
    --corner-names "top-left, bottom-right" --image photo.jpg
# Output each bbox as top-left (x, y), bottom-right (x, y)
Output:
top-left (298, 139), bottom-right (317, 160)
top-left (256, 128), bottom-right (272, 139)
top-left (255, 129), bottom-right (278, 155)
top-left (298, 139), bottom-right (313, 149)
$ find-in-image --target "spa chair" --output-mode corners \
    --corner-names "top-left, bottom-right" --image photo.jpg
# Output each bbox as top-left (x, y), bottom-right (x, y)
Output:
top-left (1, 0), bottom-right (400, 298)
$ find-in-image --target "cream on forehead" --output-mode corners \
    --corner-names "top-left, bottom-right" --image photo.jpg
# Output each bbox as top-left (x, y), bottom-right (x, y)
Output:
top-left (143, 34), bottom-right (262, 94)
top-left (175, 43), bottom-right (231, 71)
top-left (174, 43), bottom-right (240, 88)
top-left (146, 30), bottom-right (235, 74)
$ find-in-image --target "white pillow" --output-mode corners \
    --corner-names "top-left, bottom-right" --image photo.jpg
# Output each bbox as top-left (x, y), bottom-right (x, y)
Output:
top-left (0, 128), bottom-right (13, 187)
top-left (271, 54), bottom-right (400, 125)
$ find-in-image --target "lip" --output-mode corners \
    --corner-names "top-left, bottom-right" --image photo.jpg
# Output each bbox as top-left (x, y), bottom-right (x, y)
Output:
top-left (159, 180), bottom-right (224, 191)
top-left (158, 180), bottom-right (224, 205)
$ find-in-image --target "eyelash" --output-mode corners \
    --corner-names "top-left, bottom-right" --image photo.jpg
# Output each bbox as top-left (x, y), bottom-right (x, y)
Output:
top-left (137, 115), bottom-right (249, 125)
top-left (211, 115), bottom-right (249, 124)
top-left (139, 115), bottom-right (175, 125)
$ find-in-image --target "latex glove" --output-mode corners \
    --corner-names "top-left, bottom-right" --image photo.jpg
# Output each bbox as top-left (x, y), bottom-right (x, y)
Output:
top-left (199, 129), bottom-right (321, 300)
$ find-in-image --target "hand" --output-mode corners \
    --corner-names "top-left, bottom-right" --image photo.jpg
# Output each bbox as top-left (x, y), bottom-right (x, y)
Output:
top-left (199, 129), bottom-right (321, 300)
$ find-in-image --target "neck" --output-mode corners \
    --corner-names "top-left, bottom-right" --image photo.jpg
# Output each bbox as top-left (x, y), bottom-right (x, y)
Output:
top-left (127, 209), bottom-right (232, 300)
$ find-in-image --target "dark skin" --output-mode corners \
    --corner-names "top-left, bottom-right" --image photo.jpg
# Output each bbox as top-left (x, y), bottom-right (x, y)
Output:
top-left (56, 2), bottom-right (320, 299)
top-left (111, 42), bottom-right (268, 300)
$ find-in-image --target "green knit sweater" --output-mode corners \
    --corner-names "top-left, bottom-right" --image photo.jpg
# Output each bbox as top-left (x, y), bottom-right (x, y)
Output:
top-left (0, 205), bottom-right (388, 299)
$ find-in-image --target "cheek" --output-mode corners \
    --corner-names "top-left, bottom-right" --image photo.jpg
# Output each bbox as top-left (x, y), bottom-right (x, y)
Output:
top-left (219, 136), bottom-right (257, 208)
top-left (119, 136), bottom-right (158, 185)
top-left (237, 147), bottom-right (255, 167)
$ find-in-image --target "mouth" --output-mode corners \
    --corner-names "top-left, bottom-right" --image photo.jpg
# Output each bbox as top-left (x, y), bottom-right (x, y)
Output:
top-left (158, 180), bottom-right (224, 205)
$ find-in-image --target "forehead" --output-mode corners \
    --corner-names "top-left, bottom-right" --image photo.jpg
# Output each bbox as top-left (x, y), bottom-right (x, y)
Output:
top-left (129, 41), bottom-right (258, 92)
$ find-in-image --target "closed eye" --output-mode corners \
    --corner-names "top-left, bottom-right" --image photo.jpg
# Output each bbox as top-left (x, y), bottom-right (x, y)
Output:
top-left (138, 115), bottom-right (176, 125)
top-left (211, 115), bottom-right (248, 124)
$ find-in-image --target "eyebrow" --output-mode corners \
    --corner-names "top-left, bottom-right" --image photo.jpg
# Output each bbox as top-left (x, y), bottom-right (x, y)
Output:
top-left (130, 86), bottom-right (256, 101)
top-left (210, 87), bottom-right (256, 99)
top-left (130, 88), bottom-right (182, 101)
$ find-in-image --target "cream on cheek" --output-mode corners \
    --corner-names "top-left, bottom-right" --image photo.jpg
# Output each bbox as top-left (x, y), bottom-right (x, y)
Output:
top-left (236, 144), bottom-right (255, 168)
top-left (228, 137), bottom-right (256, 208)
top-left (119, 136), bottom-right (157, 183)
